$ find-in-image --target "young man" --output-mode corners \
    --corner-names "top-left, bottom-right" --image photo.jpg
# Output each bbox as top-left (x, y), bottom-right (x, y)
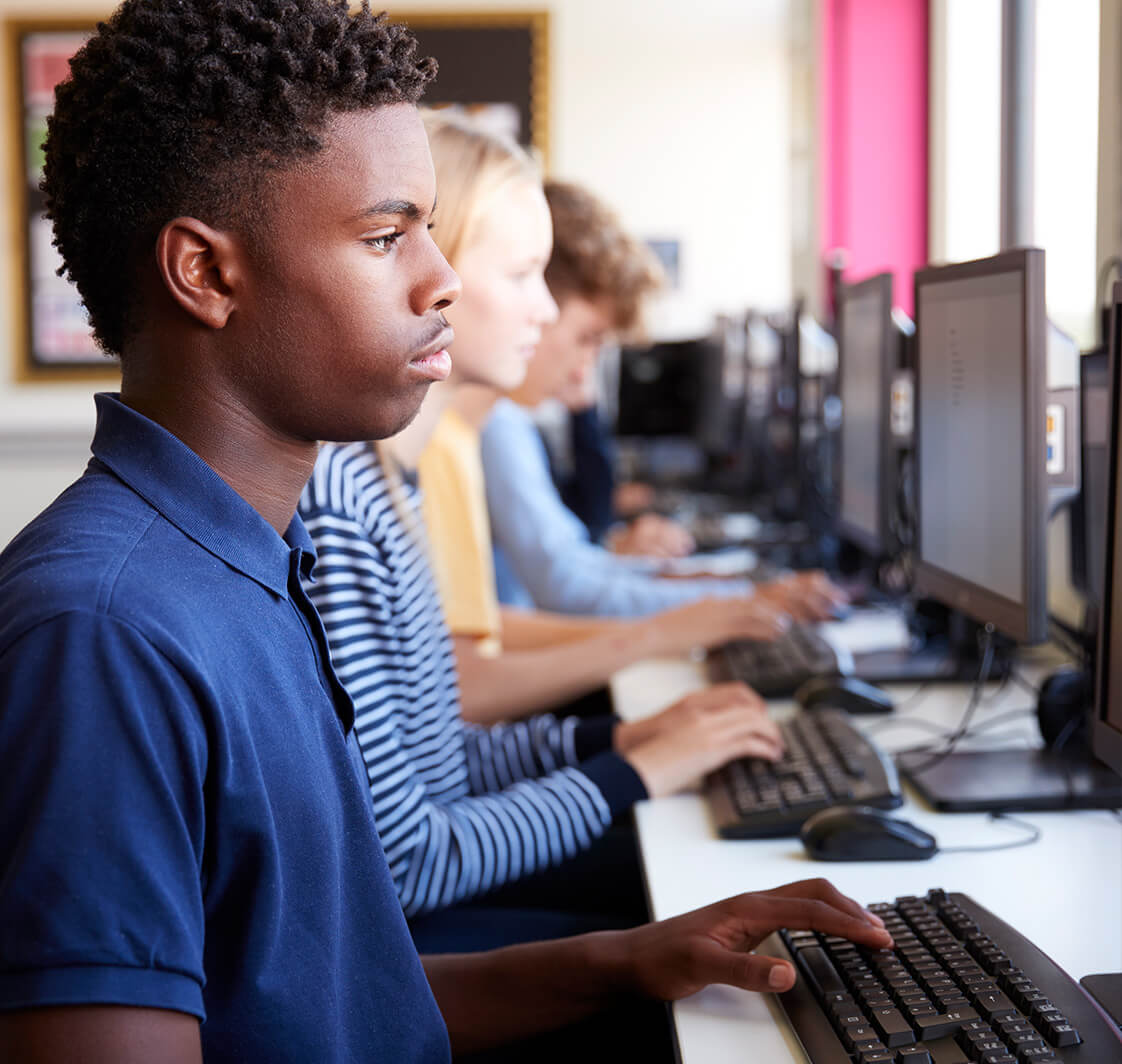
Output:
top-left (0, 2), bottom-right (891, 1060)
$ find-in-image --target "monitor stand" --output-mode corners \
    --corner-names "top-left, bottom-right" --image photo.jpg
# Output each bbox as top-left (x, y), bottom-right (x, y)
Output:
top-left (850, 613), bottom-right (1017, 688)
top-left (897, 747), bottom-right (1122, 813)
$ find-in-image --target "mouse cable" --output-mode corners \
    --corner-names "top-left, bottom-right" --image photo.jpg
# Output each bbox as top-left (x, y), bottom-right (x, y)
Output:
top-left (895, 625), bottom-right (996, 777)
top-left (935, 812), bottom-right (1042, 855)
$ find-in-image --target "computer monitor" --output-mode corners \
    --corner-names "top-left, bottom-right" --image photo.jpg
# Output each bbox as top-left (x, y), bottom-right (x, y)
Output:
top-left (615, 337), bottom-right (722, 439)
top-left (913, 249), bottom-right (1049, 645)
top-left (1092, 283), bottom-right (1122, 778)
top-left (836, 272), bottom-right (895, 555)
top-left (1072, 347), bottom-right (1110, 603)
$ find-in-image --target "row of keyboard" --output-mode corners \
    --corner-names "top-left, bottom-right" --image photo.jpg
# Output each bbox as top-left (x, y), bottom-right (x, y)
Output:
top-left (704, 708), bottom-right (902, 839)
top-left (772, 889), bottom-right (1120, 1062)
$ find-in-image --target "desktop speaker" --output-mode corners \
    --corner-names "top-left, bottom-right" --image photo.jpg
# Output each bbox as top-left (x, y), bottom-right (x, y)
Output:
top-left (1036, 667), bottom-right (1092, 751)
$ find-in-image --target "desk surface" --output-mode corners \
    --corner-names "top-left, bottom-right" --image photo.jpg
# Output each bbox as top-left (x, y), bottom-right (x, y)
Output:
top-left (611, 655), bottom-right (1122, 1064)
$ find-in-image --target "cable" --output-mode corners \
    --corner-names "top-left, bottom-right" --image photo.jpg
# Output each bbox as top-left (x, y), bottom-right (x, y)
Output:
top-left (897, 625), bottom-right (996, 775)
top-left (936, 812), bottom-right (1042, 855)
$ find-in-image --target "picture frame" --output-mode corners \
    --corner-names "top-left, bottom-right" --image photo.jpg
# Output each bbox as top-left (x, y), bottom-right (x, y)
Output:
top-left (5, 18), bottom-right (112, 381)
top-left (388, 10), bottom-right (550, 166)
top-left (3, 10), bottom-right (549, 382)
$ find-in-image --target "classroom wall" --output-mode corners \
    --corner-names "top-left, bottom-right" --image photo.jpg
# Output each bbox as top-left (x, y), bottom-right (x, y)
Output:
top-left (0, 0), bottom-right (794, 542)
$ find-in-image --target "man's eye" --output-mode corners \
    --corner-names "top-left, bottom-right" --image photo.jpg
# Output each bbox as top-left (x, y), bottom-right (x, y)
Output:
top-left (365, 232), bottom-right (401, 252)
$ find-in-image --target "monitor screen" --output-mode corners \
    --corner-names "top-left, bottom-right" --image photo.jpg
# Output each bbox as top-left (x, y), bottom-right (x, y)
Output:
top-left (913, 250), bottom-right (1048, 643)
top-left (837, 274), bottom-right (892, 553)
top-left (1093, 286), bottom-right (1122, 777)
top-left (1073, 349), bottom-right (1109, 601)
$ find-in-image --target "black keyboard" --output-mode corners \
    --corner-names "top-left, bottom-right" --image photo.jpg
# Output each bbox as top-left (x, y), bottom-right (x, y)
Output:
top-left (767, 888), bottom-right (1121, 1062)
top-left (704, 709), bottom-right (902, 839)
top-left (710, 623), bottom-right (842, 697)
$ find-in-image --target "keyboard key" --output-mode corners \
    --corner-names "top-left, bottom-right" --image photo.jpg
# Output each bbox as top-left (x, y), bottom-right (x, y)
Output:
top-left (894, 1048), bottom-right (933, 1063)
top-left (870, 1006), bottom-right (915, 1047)
top-left (973, 992), bottom-right (1020, 1022)
top-left (914, 1009), bottom-right (976, 1039)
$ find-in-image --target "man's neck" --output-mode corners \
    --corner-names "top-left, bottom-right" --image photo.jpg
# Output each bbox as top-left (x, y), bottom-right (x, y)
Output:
top-left (120, 379), bottom-right (318, 537)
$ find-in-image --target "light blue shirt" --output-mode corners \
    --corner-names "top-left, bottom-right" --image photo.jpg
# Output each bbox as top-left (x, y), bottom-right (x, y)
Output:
top-left (481, 398), bottom-right (750, 616)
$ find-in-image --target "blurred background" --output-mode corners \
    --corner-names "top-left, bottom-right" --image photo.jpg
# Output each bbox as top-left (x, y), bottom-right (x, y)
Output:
top-left (0, 0), bottom-right (1113, 543)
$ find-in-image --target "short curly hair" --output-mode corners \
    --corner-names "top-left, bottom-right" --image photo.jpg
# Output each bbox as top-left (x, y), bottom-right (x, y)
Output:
top-left (543, 180), bottom-right (663, 338)
top-left (42, 0), bottom-right (436, 358)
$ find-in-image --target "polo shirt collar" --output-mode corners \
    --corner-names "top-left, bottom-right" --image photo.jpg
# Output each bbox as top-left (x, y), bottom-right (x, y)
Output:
top-left (90, 393), bottom-right (313, 596)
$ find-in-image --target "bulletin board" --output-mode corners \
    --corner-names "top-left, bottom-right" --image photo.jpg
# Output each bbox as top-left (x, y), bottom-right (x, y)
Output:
top-left (3, 11), bottom-right (549, 381)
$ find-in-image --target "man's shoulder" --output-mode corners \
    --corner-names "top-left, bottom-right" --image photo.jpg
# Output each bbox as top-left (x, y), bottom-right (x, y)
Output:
top-left (484, 398), bottom-right (533, 436)
top-left (0, 467), bottom-right (207, 653)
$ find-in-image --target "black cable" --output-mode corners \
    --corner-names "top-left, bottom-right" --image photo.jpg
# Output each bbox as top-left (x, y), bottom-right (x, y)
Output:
top-left (1009, 670), bottom-right (1041, 699)
top-left (897, 625), bottom-right (996, 775)
top-left (936, 812), bottom-right (1043, 855)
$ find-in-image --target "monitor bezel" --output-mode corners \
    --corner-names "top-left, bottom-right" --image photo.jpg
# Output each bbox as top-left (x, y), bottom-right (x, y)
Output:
top-left (1092, 283), bottom-right (1122, 777)
top-left (912, 248), bottom-right (1048, 645)
top-left (836, 271), bottom-right (894, 556)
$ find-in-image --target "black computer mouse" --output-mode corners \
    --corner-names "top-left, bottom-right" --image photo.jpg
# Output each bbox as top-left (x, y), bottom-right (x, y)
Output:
top-left (800, 805), bottom-right (937, 862)
top-left (795, 675), bottom-right (895, 715)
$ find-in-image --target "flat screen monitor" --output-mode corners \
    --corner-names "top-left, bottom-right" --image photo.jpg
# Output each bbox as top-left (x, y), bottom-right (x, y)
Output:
top-left (1092, 283), bottom-right (1122, 778)
top-left (1072, 348), bottom-right (1109, 602)
top-left (615, 338), bottom-right (720, 439)
top-left (913, 249), bottom-right (1048, 644)
top-left (837, 273), bottom-right (894, 555)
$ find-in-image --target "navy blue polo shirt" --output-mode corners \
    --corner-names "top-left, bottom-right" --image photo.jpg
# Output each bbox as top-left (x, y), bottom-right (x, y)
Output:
top-left (0, 394), bottom-right (450, 1062)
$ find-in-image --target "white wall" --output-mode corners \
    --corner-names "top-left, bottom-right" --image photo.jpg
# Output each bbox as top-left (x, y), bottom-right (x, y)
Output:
top-left (0, 0), bottom-right (794, 538)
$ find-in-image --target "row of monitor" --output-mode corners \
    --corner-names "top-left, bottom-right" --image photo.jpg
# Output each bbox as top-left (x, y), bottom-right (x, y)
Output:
top-left (837, 254), bottom-right (1121, 781)
top-left (838, 249), bottom-right (1080, 645)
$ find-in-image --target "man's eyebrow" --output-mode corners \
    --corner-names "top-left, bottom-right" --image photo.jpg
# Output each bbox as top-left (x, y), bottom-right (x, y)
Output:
top-left (356, 198), bottom-right (438, 222)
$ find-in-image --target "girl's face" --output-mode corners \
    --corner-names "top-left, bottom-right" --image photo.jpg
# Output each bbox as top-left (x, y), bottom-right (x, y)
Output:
top-left (444, 180), bottom-right (558, 391)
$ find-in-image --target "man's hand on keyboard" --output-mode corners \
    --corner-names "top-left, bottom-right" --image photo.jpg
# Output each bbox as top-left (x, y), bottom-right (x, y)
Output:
top-left (619, 683), bottom-right (784, 797)
top-left (755, 571), bottom-right (848, 623)
top-left (646, 595), bottom-right (791, 657)
top-left (609, 878), bottom-right (892, 1000)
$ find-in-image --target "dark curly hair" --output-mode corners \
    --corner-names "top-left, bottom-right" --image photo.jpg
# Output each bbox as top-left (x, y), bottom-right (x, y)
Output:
top-left (42, 0), bottom-right (436, 358)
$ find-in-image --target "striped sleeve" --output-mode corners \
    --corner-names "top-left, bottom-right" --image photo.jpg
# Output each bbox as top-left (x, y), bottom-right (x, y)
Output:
top-left (299, 443), bottom-right (626, 917)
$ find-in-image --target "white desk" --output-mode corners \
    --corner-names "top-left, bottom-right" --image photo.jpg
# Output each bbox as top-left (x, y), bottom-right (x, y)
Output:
top-left (611, 656), bottom-right (1122, 1064)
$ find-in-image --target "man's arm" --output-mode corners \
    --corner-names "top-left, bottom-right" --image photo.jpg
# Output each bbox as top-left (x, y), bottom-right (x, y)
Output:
top-left (455, 595), bottom-right (789, 725)
top-left (423, 877), bottom-right (892, 1053)
top-left (498, 606), bottom-right (624, 649)
top-left (0, 1006), bottom-right (202, 1064)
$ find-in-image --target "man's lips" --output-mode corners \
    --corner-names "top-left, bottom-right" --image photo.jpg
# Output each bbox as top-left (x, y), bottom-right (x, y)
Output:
top-left (409, 329), bottom-right (454, 381)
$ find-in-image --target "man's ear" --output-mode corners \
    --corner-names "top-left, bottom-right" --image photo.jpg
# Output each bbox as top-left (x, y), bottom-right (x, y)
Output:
top-left (155, 217), bottom-right (243, 329)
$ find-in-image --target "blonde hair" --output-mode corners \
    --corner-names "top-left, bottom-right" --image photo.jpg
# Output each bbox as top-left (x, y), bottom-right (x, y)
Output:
top-left (422, 108), bottom-right (541, 268)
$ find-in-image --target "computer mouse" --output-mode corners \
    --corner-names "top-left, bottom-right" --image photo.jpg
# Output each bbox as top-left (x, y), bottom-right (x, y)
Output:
top-left (800, 805), bottom-right (938, 862)
top-left (795, 675), bottom-right (895, 715)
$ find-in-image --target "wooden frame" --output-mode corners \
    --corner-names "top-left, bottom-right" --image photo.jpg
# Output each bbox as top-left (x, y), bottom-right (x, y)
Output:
top-left (389, 10), bottom-right (549, 166)
top-left (5, 18), bottom-right (113, 381)
top-left (3, 10), bottom-right (549, 382)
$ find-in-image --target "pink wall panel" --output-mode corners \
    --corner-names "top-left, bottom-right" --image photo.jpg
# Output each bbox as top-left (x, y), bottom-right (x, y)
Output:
top-left (820, 0), bottom-right (929, 317)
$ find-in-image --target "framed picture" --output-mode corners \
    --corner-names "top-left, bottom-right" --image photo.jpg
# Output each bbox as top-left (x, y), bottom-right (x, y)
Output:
top-left (5, 18), bottom-right (112, 381)
top-left (388, 10), bottom-right (550, 165)
top-left (3, 10), bottom-right (549, 381)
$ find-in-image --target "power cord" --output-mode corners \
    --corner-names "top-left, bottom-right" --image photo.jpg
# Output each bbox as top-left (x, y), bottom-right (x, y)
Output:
top-left (895, 625), bottom-right (996, 776)
top-left (936, 812), bottom-right (1043, 855)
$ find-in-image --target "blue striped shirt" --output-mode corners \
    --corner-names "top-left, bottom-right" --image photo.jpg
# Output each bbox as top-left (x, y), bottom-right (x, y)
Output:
top-left (299, 441), bottom-right (644, 917)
